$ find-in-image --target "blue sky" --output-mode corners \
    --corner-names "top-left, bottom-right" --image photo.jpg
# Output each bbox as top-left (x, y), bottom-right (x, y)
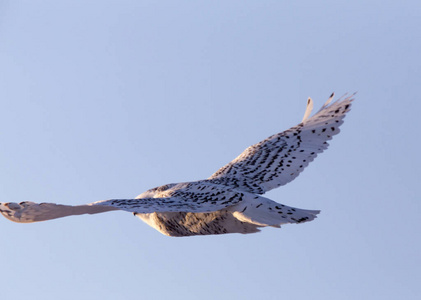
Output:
top-left (0, 1), bottom-right (420, 299)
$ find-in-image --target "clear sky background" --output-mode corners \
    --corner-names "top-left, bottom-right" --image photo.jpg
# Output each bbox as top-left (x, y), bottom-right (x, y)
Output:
top-left (0, 1), bottom-right (420, 299)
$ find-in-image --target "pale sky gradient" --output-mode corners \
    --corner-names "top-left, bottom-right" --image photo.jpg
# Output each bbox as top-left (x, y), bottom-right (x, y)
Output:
top-left (0, 1), bottom-right (420, 299)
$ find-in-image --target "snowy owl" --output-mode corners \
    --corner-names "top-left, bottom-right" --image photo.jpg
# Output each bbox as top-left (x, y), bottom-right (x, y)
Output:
top-left (0, 93), bottom-right (354, 236)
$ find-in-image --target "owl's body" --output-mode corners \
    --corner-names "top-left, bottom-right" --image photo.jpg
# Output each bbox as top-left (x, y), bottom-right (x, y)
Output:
top-left (134, 181), bottom-right (319, 236)
top-left (0, 93), bottom-right (354, 237)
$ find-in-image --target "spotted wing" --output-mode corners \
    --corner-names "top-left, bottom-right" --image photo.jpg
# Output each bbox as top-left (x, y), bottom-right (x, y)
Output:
top-left (100, 181), bottom-right (245, 213)
top-left (0, 182), bottom-right (244, 223)
top-left (208, 94), bottom-right (354, 194)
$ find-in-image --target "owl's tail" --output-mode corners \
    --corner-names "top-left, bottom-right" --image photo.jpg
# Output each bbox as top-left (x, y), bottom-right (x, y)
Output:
top-left (230, 195), bottom-right (320, 227)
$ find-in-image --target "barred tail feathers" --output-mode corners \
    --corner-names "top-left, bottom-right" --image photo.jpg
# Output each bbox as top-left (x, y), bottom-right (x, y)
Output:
top-left (230, 195), bottom-right (319, 227)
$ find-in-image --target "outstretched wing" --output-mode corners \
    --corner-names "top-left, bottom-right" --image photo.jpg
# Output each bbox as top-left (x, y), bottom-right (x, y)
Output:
top-left (208, 93), bottom-right (354, 194)
top-left (0, 182), bottom-right (244, 223)
top-left (0, 198), bottom-right (234, 223)
top-left (0, 201), bottom-right (119, 223)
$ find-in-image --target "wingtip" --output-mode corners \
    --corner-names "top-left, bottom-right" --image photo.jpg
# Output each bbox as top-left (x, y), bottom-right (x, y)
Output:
top-left (302, 97), bottom-right (314, 123)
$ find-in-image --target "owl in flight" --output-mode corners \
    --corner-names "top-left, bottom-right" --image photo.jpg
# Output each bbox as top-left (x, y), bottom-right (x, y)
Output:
top-left (0, 93), bottom-right (354, 236)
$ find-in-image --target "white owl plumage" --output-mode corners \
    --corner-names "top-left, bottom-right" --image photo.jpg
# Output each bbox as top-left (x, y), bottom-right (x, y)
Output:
top-left (0, 93), bottom-right (354, 236)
